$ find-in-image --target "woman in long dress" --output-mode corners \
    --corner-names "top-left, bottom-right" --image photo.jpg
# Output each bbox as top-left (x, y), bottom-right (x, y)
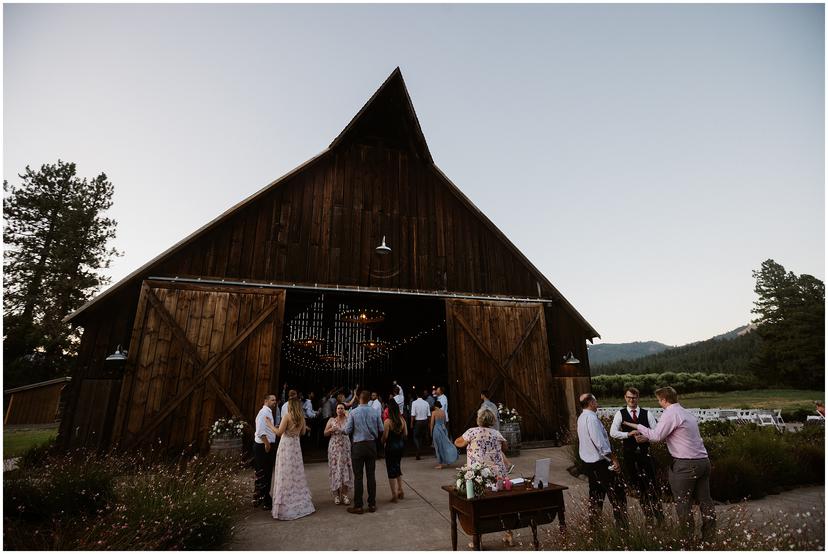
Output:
top-left (430, 400), bottom-right (459, 469)
top-left (268, 397), bottom-right (315, 520)
top-left (382, 400), bottom-right (408, 502)
top-left (324, 402), bottom-right (354, 505)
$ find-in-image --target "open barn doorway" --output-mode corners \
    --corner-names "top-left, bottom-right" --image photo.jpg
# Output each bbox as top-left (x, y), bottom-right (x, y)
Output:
top-left (279, 289), bottom-right (447, 459)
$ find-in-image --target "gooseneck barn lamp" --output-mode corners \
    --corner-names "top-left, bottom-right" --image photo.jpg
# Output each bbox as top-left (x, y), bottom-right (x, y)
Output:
top-left (562, 351), bottom-right (580, 365)
top-left (106, 344), bottom-right (128, 362)
top-left (375, 235), bottom-right (391, 255)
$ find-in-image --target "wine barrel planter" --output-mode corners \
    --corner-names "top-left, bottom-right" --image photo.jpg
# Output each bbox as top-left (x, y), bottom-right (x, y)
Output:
top-left (210, 435), bottom-right (242, 457)
top-left (501, 422), bottom-right (521, 456)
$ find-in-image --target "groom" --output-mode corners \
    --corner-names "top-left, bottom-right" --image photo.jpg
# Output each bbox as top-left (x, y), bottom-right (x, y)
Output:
top-left (344, 390), bottom-right (384, 514)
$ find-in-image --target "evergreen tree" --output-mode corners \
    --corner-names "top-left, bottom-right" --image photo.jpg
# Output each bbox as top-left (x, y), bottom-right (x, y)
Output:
top-left (3, 161), bottom-right (120, 386)
top-left (751, 259), bottom-right (825, 389)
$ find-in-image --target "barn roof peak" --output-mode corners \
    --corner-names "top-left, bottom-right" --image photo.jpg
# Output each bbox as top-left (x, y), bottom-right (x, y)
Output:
top-left (330, 67), bottom-right (433, 164)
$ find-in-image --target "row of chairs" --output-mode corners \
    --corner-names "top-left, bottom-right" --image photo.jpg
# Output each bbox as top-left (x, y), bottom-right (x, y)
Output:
top-left (596, 407), bottom-right (788, 431)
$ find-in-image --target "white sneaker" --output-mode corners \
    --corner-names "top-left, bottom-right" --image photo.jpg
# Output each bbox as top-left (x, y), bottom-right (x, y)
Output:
top-left (342, 495), bottom-right (351, 505)
top-left (334, 495), bottom-right (341, 505)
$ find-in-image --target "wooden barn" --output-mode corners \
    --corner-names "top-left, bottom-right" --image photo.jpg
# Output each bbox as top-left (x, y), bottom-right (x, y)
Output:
top-left (58, 68), bottom-right (597, 453)
top-left (4, 377), bottom-right (70, 426)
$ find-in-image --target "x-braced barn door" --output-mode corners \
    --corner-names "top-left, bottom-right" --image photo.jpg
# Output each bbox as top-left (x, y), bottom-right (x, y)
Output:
top-left (111, 280), bottom-right (285, 452)
top-left (445, 299), bottom-right (554, 440)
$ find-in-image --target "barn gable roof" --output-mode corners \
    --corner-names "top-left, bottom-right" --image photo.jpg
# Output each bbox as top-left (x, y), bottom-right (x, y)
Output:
top-left (65, 68), bottom-right (598, 339)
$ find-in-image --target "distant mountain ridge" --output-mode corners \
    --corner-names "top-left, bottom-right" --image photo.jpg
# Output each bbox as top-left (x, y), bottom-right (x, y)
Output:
top-left (590, 324), bottom-right (755, 368)
top-left (590, 324), bottom-right (759, 376)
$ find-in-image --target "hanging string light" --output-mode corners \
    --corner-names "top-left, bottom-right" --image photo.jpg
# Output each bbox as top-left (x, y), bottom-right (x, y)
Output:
top-left (340, 308), bottom-right (385, 325)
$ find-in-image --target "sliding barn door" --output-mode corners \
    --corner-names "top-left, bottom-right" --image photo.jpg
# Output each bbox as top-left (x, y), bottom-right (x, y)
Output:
top-left (445, 299), bottom-right (554, 440)
top-left (111, 280), bottom-right (285, 452)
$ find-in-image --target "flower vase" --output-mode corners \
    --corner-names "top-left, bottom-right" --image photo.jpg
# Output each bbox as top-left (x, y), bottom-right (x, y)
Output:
top-left (465, 479), bottom-right (475, 499)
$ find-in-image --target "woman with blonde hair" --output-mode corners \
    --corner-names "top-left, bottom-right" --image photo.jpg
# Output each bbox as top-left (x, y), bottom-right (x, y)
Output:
top-left (268, 396), bottom-right (315, 520)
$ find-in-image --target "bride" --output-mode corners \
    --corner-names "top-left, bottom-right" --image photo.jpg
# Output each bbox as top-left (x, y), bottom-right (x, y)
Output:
top-left (268, 395), bottom-right (315, 520)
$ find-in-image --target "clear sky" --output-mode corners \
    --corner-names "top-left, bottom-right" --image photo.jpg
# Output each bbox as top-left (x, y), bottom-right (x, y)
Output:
top-left (4, 4), bottom-right (824, 346)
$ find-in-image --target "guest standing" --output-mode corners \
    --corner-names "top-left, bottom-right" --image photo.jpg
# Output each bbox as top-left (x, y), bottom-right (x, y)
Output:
top-left (479, 389), bottom-right (500, 431)
top-left (625, 386), bottom-right (715, 541)
top-left (383, 400), bottom-right (408, 502)
top-left (430, 401), bottom-right (458, 468)
top-left (410, 391), bottom-right (431, 460)
top-left (253, 394), bottom-right (278, 510)
top-left (324, 402), bottom-right (354, 506)
top-left (269, 397), bottom-right (315, 520)
top-left (343, 390), bottom-right (384, 514)
top-left (578, 393), bottom-right (628, 528)
top-left (436, 386), bottom-right (449, 424)
top-left (609, 386), bottom-right (663, 522)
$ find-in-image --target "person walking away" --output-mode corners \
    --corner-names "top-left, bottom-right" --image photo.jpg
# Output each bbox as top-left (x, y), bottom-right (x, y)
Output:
top-left (577, 393), bottom-right (628, 528)
top-left (343, 390), bottom-right (384, 514)
top-left (268, 397), bottom-right (315, 520)
top-left (610, 386), bottom-right (664, 522)
top-left (410, 391), bottom-right (431, 460)
top-left (436, 386), bottom-right (449, 426)
top-left (479, 389), bottom-right (500, 432)
top-left (324, 402), bottom-right (354, 505)
top-left (253, 394), bottom-right (278, 510)
top-left (625, 386), bottom-right (715, 541)
top-left (383, 400), bottom-right (408, 502)
top-left (430, 401), bottom-right (458, 468)
top-left (368, 391), bottom-right (384, 457)
top-left (427, 388), bottom-right (437, 410)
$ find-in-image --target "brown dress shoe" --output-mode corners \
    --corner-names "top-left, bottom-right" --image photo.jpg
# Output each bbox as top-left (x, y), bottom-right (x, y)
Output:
top-left (347, 506), bottom-right (364, 514)
top-left (367, 505), bottom-right (377, 512)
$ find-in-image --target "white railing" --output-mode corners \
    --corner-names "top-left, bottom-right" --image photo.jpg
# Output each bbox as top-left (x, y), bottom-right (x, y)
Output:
top-left (596, 407), bottom-right (786, 431)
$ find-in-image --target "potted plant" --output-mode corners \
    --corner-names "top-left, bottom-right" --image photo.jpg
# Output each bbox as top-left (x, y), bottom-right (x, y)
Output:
top-left (209, 417), bottom-right (248, 456)
top-left (498, 404), bottom-right (522, 455)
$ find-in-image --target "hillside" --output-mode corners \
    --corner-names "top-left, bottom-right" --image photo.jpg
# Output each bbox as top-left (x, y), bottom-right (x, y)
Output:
top-left (588, 341), bottom-right (672, 366)
top-left (592, 325), bottom-right (760, 376)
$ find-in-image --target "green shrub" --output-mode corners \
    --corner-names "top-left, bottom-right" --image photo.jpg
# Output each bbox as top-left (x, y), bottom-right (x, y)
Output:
top-left (709, 455), bottom-right (766, 502)
top-left (18, 435), bottom-right (57, 470)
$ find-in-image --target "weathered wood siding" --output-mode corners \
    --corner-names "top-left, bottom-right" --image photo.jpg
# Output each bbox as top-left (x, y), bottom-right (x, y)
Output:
top-left (4, 382), bottom-right (68, 425)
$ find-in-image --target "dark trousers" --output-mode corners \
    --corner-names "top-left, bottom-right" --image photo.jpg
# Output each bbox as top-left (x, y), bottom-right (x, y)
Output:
top-left (669, 458), bottom-right (716, 541)
top-left (413, 420), bottom-right (429, 458)
top-left (352, 440), bottom-right (378, 508)
top-left (584, 460), bottom-right (628, 527)
top-left (623, 447), bottom-right (664, 521)
top-left (253, 442), bottom-right (277, 507)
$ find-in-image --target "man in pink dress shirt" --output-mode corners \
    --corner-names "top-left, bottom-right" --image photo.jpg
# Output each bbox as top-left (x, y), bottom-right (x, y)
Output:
top-left (624, 386), bottom-right (716, 542)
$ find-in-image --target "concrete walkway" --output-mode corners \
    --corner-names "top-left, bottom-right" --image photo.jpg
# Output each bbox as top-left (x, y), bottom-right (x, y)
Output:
top-left (229, 446), bottom-right (824, 551)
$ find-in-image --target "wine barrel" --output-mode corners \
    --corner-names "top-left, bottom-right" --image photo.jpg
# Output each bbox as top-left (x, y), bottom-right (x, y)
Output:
top-left (501, 422), bottom-right (521, 456)
top-left (210, 436), bottom-right (242, 457)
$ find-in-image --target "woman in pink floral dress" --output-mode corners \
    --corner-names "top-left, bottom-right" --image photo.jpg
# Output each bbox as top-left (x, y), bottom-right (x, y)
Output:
top-left (324, 402), bottom-right (354, 505)
top-left (269, 398), bottom-right (315, 520)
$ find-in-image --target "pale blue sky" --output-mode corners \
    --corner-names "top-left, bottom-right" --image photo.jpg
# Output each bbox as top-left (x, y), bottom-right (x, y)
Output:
top-left (4, 4), bottom-right (824, 345)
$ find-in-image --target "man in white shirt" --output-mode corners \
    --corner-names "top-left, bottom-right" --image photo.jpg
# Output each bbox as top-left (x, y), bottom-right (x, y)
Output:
top-left (393, 385), bottom-right (405, 414)
top-left (253, 394), bottom-right (278, 510)
top-left (436, 386), bottom-right (449, 423)
top-left (410, 390), bottom-right (431, 460)
top-left (369, 392), bottom-right (383, 413)
top-left (577, 393), bottom-right (627, 528)
top-left (609, 386), bottom-right (663, 522)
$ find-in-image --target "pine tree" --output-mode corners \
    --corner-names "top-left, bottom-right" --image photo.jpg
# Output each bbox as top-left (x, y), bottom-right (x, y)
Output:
top-left (751, 259), bottom-right (825, 389)
top-left (3, 161), bottom-right (120, 386)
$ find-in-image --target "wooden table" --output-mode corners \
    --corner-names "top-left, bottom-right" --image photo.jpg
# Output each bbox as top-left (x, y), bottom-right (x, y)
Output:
top-left (441, 483), bottom-right (567, 550)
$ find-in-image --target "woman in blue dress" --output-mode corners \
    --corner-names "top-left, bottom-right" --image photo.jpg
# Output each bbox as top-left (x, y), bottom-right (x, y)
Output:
top-left (429, 400), bottom-right (459, 469)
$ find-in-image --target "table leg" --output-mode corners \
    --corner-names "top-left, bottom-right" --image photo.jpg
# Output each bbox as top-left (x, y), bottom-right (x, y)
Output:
top-left (530, 521), bottom-right (539, 550)
top-left (558, 508), bottom-right (567, 536)
top-left (473, 534), bottom-right (482, 551)
top-left (450, 509), bottom-right (457, 551)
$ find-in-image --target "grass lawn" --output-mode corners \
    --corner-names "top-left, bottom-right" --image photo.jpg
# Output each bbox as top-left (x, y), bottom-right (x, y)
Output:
top-left (4, 427), bottom-right (57, 458)
top-left (598, 389), bottom-right (823, 412)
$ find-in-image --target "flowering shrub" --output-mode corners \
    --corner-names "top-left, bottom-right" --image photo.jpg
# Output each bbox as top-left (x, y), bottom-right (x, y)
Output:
top-left (209, 417), bottom-right (248, 440)
top-left (454, 462), bottom-right (497, 498)
top-left (497, 403), bottom-right (522, 424)
top-left (4, 448), bottom-right (246, 550)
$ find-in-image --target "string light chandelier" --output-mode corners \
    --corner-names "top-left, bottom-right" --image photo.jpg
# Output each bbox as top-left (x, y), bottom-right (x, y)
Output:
top-left (358, 339), bottom-right (388, 352)
top-left (295, 337), bottom-right (325, 349)
top-left (340, 308), bottom-right (385, 325)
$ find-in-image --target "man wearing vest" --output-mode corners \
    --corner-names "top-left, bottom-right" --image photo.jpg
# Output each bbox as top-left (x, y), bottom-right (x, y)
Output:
top-left (610, 386), bottom-right (664, 522)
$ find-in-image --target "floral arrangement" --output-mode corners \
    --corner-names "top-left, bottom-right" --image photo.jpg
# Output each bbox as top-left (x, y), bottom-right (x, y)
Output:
top-left (209, 417), bottom-right (248, 440)
top-left (498, 403), bottom-right (522, 424)
top-left (455, 462), bottom-right (497, 498)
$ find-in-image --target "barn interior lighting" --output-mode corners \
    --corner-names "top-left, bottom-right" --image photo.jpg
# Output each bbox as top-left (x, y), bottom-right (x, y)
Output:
top-left (375, 235), bottom-right (391, 255)
top-left (106, 344), bottom-right (128, 362)
top-left (295, 337), bottom-right (325, 349)
top-left (359, 339), bottom-right (388, 352)
top-left (340, 308), bottom-right (385, 325)
top-left (319, 353), bottom-right (341, 364)
top-left (562, 352), bottom-right (580, 365)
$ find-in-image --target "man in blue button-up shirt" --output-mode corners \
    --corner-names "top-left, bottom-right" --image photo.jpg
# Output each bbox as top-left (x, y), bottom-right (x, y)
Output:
top-left (344, 390), bottom-right (384, 513)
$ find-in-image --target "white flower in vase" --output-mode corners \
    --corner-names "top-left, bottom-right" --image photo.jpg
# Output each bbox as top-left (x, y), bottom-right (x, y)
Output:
top-left (464, 470), bottom-right (475, 480)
